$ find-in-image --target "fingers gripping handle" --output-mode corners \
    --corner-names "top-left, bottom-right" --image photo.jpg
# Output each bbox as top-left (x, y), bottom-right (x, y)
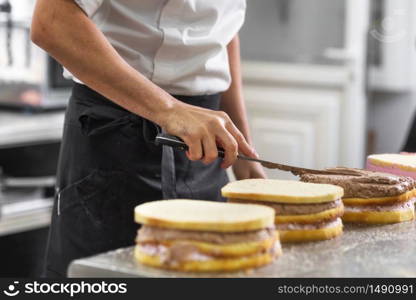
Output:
top-left (155, 133), bottom-right (225, 158)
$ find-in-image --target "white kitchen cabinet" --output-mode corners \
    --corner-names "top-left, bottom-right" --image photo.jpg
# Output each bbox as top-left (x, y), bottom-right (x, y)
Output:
top-left (242, 61), bottom-right (352, 179)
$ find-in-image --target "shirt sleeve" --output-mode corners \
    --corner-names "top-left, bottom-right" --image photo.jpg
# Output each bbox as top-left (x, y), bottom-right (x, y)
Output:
top-left (73, 0), bottom-right (104, 17)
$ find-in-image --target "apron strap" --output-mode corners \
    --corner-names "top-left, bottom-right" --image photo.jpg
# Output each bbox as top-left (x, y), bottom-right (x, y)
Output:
top-left (142, 120), bottom-right (177, 199)
top-left (161, 144), bottom-right (178, 199)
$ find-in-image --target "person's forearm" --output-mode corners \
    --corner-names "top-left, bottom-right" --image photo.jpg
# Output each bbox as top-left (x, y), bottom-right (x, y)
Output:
top-left (31, 0), bottom-right (178, 127)
top-left (32, 1), bottom-right (257, 167)
top-left (221, 35), bottom-right (253, 145)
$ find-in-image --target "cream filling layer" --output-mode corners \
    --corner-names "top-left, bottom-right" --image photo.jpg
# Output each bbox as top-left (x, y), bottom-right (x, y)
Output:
top-left (139, 243), bottom-right (212, 262)
top-left (367, 160), bottom-right (416, 178)
top-left (138, 240), bottom-right (281, 265)
top-left (344, 198), bottom-right (415, 212)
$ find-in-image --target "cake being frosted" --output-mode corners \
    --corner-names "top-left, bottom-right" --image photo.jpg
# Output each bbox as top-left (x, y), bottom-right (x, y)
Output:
top-left (300, 167), bottom-right (415, 199)
top-left (300, 167), bottom-right (415, 224)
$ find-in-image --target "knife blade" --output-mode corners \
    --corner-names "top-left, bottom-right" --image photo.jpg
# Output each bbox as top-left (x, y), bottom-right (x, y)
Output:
top-left (155, 133), bottom-right (356, 176)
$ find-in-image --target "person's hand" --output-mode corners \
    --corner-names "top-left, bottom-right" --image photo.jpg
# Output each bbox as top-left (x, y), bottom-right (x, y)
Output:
top-left (232, 159), bottom-right (267, 180)
top-left (161, 102), bottom-right (258, 168)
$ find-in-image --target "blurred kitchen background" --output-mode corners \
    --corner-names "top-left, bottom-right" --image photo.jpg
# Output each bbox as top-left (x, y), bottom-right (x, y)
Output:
top-left (0, 0), bottom-right (415, 276)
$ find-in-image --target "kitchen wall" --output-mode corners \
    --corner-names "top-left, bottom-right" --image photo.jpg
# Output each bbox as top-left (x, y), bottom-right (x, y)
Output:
top-left (367, 91), bottom-right (416, 153)
top-left (240, 0), bottom-right (345, 63)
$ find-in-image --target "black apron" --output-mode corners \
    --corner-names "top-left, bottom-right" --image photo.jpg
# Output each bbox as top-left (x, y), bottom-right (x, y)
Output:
top-left (43, 83), bottom-right (228, 277)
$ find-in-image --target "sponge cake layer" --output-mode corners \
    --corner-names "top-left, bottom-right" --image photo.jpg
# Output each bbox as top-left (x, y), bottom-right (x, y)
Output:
top-left (135, 200), bottom-right (274, 232)
top-left (222, 179), bottom-right (343, 204)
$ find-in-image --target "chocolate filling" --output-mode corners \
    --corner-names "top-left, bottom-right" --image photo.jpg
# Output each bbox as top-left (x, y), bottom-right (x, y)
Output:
top-left (229, 198), bottom-right (342, 215)
top-left (137, 225), bottom-right (276, 245)
top-left (275, 218), bottom-right (342, 231)
top-left (300, 167), bottom-right (415, 198)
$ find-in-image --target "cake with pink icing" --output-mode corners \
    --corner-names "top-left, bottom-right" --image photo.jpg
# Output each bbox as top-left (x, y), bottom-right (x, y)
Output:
top-left (367, 154), bottom-right (416, 179)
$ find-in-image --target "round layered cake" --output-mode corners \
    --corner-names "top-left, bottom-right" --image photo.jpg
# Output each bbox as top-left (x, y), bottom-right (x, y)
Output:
top-left (367, 153), bottom-right (416, 179)
top-left (301, 167), bottom-right (416, 224)
top-left (221, 179), bottom-right (344, 243)
top-left (134, 199), bottom-right (281, 272)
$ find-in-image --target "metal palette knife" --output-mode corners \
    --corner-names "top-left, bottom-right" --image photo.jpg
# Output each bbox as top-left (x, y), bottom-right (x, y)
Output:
top-left (155, 133), bottom-right (355, 176)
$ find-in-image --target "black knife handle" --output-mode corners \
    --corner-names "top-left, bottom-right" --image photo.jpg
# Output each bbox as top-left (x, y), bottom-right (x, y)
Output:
top-left (155, 133), bottom-right (188, 150)
top-left (155, 133), bottom-right (225, 158)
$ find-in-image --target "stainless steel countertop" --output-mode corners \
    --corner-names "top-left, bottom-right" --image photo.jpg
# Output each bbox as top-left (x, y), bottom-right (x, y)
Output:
top-left (68, 222), bottom-right (416, 277)
top-left (0, 111), bottom-right (64, 148)
top-left (0, 188), bottom-right (53, 236)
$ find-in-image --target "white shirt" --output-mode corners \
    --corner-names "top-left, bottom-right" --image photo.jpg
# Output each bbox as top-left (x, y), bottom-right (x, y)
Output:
top-left (65, 0), bottom-right (246, 96)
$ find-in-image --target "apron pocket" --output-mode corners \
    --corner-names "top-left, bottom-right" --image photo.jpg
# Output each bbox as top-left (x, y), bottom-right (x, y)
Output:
top-left (47, 169), bottom-right (153, 277)
top-left (56, 170), bottom-right (135, 262)
top-left (59, 169), bottom-right (131, 231)
top-left (78, 106), bottom-right (141, 138)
